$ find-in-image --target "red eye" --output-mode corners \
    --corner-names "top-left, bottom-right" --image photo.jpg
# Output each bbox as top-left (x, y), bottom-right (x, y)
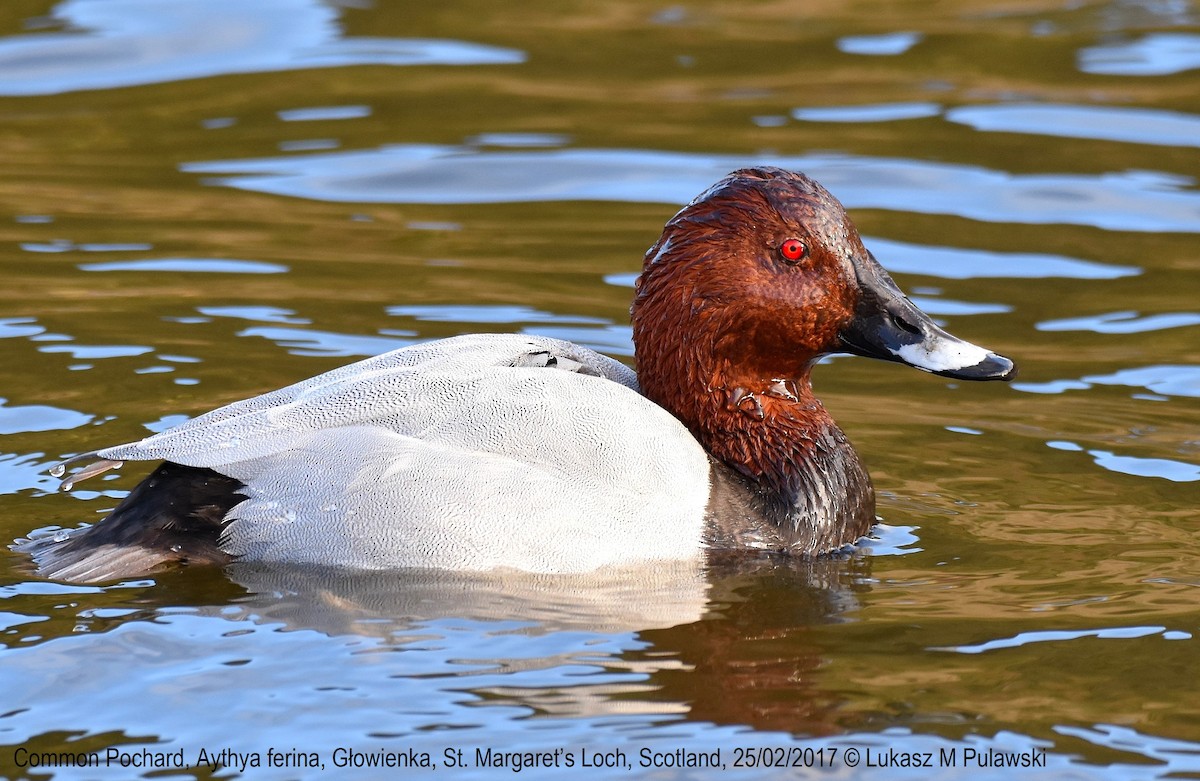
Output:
top-left (780, 238), bottom-right (807, 261)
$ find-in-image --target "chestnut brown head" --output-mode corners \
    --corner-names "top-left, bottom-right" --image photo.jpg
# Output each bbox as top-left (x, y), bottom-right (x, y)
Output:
top-left (632, 168), bottom-right (1014, 417)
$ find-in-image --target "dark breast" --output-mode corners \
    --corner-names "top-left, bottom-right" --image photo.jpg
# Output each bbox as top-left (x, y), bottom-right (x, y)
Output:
top-left (702, 428), bottom-right (876, 557)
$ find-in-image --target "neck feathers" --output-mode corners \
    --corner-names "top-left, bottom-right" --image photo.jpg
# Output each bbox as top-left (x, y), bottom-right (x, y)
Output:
top-left (708, 379), bottom-right (874, 553)
top-left (635, 339), bottom-right (875, 553)
top-left (632, 224), bottom-right (875, 554)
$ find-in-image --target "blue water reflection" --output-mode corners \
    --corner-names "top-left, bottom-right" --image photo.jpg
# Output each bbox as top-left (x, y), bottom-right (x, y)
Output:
top-left (793, 103), bottom-right (941, 123)
top-left (80, 259), bottom-right (289, 274)
top-left (183, 145), bottom-right (1200, 233)
top-left (0, 0), bottom-right (524, 96)
top-left (1056, 725), bottom-right (1200, 776)
top-left (1037, 311), bottom-right (1200, 334)
top-left (237, 327), bottom-right (414, 358)
top-left (38, 344), bottom-right (153, 360)
top-left (0, 453), bottom-right (74, 497)
top-left (947, 103), bottom-right (1200, 148)
top-left (934, 625), bottom-right (1181, 654)
top-left (388, 305), bottom-right (635, 355)
top-left (1015, 365), bottom-right (1200, 398)
top-left (388, 304), bottom-right (609, 325)
top-left (908, 297), bottom-right (1011, 316)
top-left (2, 571), bottom-right (1195, 779)
top-left (0, 318), bottom-right (45, 340)
top-left (4, 0), bottom-right (1200, 774)
top-left (277, 105), bottom-right (373, 122)
top-left (171, 304), bottom-right (638, 359)
top-left (0, 401), bottom-right (91, 434)
top-left (1047, 440), bottom-right (1200, 483)
top-left (1079, 32), bottom-right (1200, 75)
top-left (837, 32), bottom-right (923, 56)
top-left (198, 306), bottom-right (311, 325)
top-left (866, 237), bottom-right (1138, 280)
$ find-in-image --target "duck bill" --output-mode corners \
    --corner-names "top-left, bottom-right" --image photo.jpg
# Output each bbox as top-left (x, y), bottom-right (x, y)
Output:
top-left (837, 253), bottom-right (1016, 381)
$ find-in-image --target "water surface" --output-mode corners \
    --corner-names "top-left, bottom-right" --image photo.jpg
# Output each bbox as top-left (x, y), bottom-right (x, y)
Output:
top-left (2, 0), bottom-right (1199, 778)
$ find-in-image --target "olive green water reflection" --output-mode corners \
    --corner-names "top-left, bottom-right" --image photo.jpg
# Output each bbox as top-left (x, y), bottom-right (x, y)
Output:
top-left (1, 0), bottom-right (1199, 778)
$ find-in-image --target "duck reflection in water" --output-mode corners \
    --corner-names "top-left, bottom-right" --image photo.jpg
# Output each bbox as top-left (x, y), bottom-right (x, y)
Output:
top-left (216, 551), bottom-right (870, 736)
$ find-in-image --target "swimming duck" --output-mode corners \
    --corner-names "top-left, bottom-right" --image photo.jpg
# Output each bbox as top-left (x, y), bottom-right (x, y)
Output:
top-left (25, 167), bottom-right (1014, 582)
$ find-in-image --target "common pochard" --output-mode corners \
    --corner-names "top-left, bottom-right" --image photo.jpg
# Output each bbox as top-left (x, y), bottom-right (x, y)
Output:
top-left (25, 167), bottom-right (1014, 582)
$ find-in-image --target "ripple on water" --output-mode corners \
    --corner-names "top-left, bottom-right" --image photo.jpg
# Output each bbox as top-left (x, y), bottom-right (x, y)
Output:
top-left (865, 237), bottom-right (1138, 280)
top-left (144, 414), bottom-right (191, 433)
top-left (1015, 365), bottom-right (1200, 398)
top-left (932, 625), bottom-right (1184, 654)
top-left (198, 306), bottom-right (311, 325)
top-left (387, 304), bottom-right (610, 325)
top-left (3, 0), bottom-right (1199, 772)
top-left (1046, 440), bottom-right (1200, 483)
top-left (0, 453), bottom-right (72, 495)
top-left (890, 296), bottom-right (1011, 316)
top-left (793, 102), bottom-right (942, 123)
top-left (1037, 311), bottom-right (1200, 334)
top-left (385, 305), bottom-right (634, 355)
top-left (276, 105), bottom-right (372, 122)
top-left (0, 318), bottom-right (46, 339)
top-left (465, 133), bottom-right (572, 148)
top-left (238, 327), bottom-right (415, 358)
top-left (856, 523), bottom-right (923, 556)
top-left (946, 103), bottom-right (1200, 148)
top-left (80, 258), bottom-right (289, 274)
top-left (0, 402), bottom-right (93, 435)
top-left (37, 344), bottom-right (154, 360)
top-left (836, 31), bottom-right (923, 56)
top-left (1057, 724), bottom-right (1200, 775)
top-left (21, 239), bottom-right (153, 253)
top-left (278, 139), bottom-right (340, 152)
top-left (1079, 32), bottom-right (1200, 76)
top-left (183, 146), bottom-right (1200, 233)
top-left (0, 0), bottom-right (525, 96)
top-left (526, 325), bottom-right (635, 356)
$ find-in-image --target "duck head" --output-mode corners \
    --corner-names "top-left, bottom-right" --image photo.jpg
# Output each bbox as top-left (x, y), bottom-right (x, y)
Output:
top-left (633, 167), bottom-right (1013, 416)
top-left (631, 168), bottom-right (1014, 520)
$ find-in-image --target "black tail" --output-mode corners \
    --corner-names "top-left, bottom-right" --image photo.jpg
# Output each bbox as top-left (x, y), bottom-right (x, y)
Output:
top-left (20, 461), bottom-right (246, 583)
